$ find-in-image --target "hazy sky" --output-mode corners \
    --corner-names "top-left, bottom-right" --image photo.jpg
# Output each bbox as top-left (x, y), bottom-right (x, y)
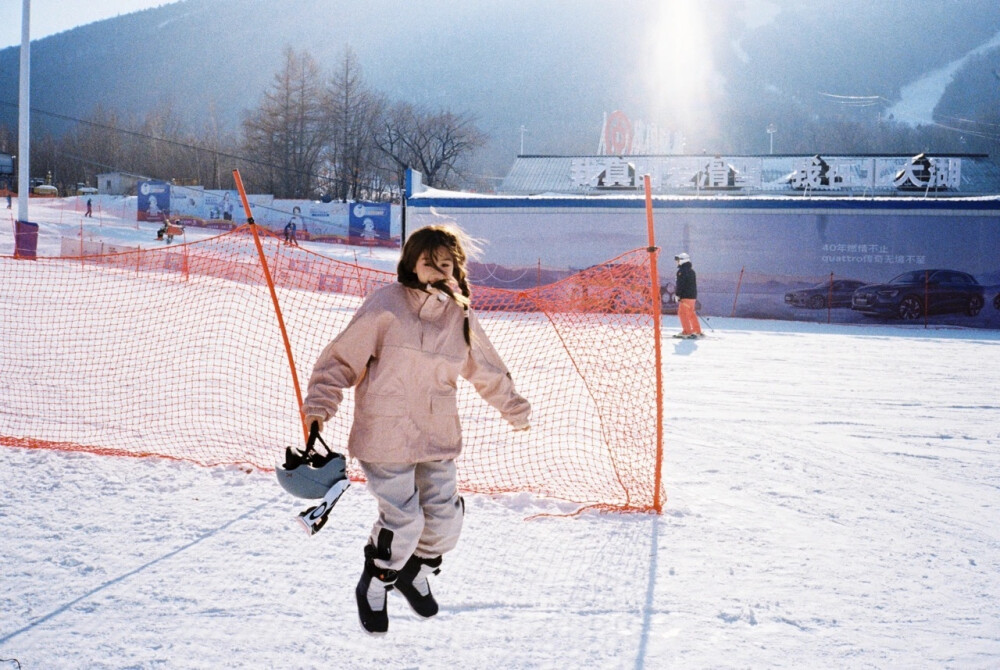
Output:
top-left (0, 0), bottom-right (170, 49)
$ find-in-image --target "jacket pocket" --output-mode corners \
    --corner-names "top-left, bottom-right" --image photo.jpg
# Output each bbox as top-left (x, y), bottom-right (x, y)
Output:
top-left (430, 395), bottom-right (458, 415)
top-left (360, 394), bottom-right (407, 417)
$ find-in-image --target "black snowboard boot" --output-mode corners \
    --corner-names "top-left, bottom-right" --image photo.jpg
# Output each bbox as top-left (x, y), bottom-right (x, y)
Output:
top-left (394, 554), bottom-right (443, 618)
top-left (356, 542), bottom-right (397, 634)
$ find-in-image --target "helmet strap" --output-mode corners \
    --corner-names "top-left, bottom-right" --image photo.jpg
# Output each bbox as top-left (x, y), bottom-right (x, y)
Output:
top-left (283, 422), bottom-right (336, 470)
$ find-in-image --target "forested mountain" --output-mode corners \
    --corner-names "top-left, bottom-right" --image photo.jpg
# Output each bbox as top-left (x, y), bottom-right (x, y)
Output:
top-left (1, 0), bottom-right (999, 183)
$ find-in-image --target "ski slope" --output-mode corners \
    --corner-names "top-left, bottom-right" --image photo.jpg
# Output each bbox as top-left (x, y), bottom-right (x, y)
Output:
top-left (2, 200), bottom-right (999, 668)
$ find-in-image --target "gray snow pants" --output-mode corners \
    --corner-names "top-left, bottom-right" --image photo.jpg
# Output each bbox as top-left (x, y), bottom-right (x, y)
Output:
top-left (359, 459), bottom-right (464, 571)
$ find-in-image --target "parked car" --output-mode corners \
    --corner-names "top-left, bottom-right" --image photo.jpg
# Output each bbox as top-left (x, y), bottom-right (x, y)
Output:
top-left (785, 279), bottom-right (867, 309)
top-left (851, 269), bottom-right (985, 319)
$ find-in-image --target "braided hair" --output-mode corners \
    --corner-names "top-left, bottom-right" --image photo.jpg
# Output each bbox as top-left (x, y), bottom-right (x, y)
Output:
top-left (397, 225), bottom-right (476, 345)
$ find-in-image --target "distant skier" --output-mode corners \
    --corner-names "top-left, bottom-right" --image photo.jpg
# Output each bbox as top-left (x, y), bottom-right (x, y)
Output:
top-left (283, 219), bottom-right (298, 246)
top-left (673, 252), bottom-right (703, 339)
top-left (85, 198), bottom-right (93, 217)
top-left (159, 216), bottom-right (181, 244)
top-left (284, 206), bottom-right (302, 246)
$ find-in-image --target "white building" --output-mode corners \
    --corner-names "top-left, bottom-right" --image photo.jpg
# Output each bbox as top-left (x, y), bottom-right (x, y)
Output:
top-left (97, 172), bottom-right (142, 196)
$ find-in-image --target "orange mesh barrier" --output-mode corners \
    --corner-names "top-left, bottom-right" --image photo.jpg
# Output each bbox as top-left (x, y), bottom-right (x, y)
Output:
top-left (0, 227), bottom-right (664, 511)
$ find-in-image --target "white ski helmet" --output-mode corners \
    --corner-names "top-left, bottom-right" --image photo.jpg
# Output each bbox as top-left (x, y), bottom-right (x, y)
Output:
top-left (276, 426), bottom-right (348, 499)
top-left (674, 252), bottom-right (690, 264)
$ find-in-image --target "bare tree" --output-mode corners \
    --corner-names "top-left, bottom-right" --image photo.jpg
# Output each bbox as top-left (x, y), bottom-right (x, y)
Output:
top-left (11, 47), bottom-right (489, 201)
top-left (0, 123), bottom-right (15, 193)
top-left (197, 103), bottom-right (240, 190)
top-left (241, 47), bottom-right (332, 198)
top-left (46, 102), bottom-right (246, 195)
top-left (373, 101), bottom-right (416, 195)
top-left (326, 46), bottom-right (385, 201)
top-left (132, 101), bottom-right (201, 182)
top-left (30, 132), bottom-right (62, 190)
top-left (0, 123), bottom-right (16, 157)
top-left (375, 102), bottom-right (486, 190)
top-left (41, 105), bottom-right (133, 191)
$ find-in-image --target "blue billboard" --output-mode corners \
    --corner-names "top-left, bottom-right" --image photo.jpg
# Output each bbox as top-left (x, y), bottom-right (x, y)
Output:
top-left (348, 202), bottom-right (395, 247)
top-left (137, 180), bottom-right (171, 222)
top-left (405, 190), bottom-right (1000, 329)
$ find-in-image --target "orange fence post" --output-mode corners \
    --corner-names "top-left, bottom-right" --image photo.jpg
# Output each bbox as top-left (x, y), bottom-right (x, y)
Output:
top-left (232, 169), bottom-right (309, 443)
top-left (924, 270), bottom-right (929, 329)
top-left (731, 266), bottom-right (745, 317)
top-left (828, 272), bottom-right (834, 324)
top-left (643, 174), bottom-right (665, 514)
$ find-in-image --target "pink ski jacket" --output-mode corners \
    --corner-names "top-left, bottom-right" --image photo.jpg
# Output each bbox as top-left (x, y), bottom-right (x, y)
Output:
top-left (302, 282), bottom-right (531, 463)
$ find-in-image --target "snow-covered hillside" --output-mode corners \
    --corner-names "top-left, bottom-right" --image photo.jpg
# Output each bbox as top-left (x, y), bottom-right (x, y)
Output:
top-left (888, 28), bottom-right (1000, 125)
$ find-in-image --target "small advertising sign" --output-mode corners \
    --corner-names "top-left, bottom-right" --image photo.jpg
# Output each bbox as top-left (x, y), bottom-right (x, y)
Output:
top-left (137, 181), bottom-right (171, 222)
top-left (348, 202), bottom-right (394, 247)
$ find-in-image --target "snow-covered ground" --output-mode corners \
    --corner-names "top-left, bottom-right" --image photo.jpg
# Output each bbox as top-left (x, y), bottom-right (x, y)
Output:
top-left (2, 200), bottom-right (1000, 668)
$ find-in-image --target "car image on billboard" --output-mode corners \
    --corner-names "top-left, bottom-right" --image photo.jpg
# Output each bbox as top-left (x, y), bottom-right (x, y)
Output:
top-left (851, 269), bottom-right (985, 320)
top-left (785, 279), bottom-right (868, 309)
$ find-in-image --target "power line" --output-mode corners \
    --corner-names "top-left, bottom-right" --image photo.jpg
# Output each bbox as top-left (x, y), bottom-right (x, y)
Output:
top-left (817, 92), bottom-right (891, 108)
top-left (0, 99), bottom-right (250, 163)
top-left (0, 100), bottom-right (505, 193)
top-left (929, 120), bottom-right (1000, 143)
top-left (0, 99), bottom-right (400, 193)
top-left (936, 113), bottom-right (1000, 131)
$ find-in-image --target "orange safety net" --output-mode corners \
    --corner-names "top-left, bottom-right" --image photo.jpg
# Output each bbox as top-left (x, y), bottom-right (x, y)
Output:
top-left (0, 227), bottom-right (664, 511)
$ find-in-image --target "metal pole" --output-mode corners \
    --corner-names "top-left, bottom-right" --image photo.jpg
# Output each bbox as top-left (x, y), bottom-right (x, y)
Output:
top-left (17, 0), bottom-right (30, 223)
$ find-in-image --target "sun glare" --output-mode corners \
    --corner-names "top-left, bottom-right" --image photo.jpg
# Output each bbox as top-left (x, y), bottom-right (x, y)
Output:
top-left (644, 4), bottom-right (717, 130)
